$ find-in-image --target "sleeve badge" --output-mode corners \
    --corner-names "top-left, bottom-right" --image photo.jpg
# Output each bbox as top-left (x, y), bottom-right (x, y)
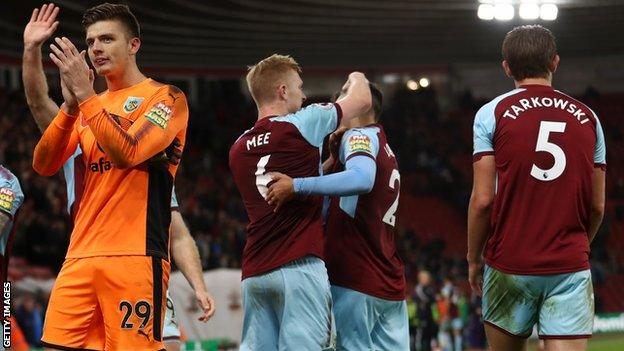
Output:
top-left (123, 96), bottom-right (145, 113)
top-left (0, 187), bottom-right (15, 213)
top-left (144, 101), bottom-right (173, 129)
top-left (348, 134), bottom-right (373, 154)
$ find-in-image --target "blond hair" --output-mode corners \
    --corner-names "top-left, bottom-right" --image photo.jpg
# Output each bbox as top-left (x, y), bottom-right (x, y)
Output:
top-left (246, 54), bottom-right (302, 106)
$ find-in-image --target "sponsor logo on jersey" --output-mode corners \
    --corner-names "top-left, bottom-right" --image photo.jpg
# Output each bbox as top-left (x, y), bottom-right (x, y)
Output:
top-left (0, 187), bottom-right (15, 213)
top-left (144, 101), bottom-right (173, 129)
top-left (89, 157), bottom-right (113, 173)
top-left (123, 96), bottom-right (144, 113)
top-left (348, 134), bottom-right (372, 154)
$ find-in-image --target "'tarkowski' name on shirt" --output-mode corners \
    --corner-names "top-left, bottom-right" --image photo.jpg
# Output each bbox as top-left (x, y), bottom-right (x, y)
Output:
top-left (503, 96), bottom-right (590, 124)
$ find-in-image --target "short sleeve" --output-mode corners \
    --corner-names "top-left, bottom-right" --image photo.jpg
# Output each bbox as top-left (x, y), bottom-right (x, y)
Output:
top-left (473, 102), bottom-right (497, 160)
top-left (270, 103), bottom-right (342, 147)
top-left (0, 172), bottom-right (25, 218)
top-left (339, 127), bottom-right (380, 164)
top-left (592, 111), bottom-right (606, 166)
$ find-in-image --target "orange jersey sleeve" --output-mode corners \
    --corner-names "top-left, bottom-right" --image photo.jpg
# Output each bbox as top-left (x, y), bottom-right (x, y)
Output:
top-left (32, 109), bottom-right (80, 176)
top-left (78, 86), bottom-right (189, 168)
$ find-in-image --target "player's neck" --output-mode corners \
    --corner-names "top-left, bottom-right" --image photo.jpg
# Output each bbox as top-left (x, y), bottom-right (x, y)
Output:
top-left (257, 105), bottom-right (289, 120)
top-left (350, 115), bottom-right (376, 128)
top-left (514, 77), bottom-right (552, 88)
top-left (105, 65), bottom-right (147, 91)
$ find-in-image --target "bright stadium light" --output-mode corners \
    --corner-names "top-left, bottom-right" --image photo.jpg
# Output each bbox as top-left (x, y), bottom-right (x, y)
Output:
top-left (406, 80), bottom-right (419, 91)
top-left (494, 4), bottom-right (515, 20)
top-left (419, 78), bottom-right (430, 88)
top-left (478, 4), bottom-right (495, 20)
top-left (540, 3), bottom-right (558, 20)
top-left (519, 3), bottom-right (540, 20)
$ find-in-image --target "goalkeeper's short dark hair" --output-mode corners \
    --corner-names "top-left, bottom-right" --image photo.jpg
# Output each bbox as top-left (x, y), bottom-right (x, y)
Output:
top-left (82, 3), bottom-right (140, 39)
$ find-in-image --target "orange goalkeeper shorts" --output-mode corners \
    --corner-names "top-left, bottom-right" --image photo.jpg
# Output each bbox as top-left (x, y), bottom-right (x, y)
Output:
top-left (41, 256), bottom-right (170, 351)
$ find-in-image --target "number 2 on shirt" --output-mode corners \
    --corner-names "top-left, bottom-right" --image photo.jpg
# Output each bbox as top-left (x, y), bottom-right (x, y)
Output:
top-left (383, 169), bottom-right (400, 226)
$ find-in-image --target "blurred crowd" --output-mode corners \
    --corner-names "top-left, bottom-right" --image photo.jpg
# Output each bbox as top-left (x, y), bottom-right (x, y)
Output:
top-left (1, 78), bottom-right (623, 350)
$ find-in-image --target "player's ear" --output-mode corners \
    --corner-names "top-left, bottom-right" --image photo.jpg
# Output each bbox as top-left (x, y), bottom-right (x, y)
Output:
top-left (550, 54), bottom-right (560, 74)
top-left (501, 60), bottom-right (513, 79)
top-left (128, 37), bottom-right (141, 55)
top-left (277, 84), bottom-right (287, 101)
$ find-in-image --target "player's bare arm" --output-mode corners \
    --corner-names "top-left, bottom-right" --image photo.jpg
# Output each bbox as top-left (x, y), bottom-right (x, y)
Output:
top-left (335, 72), bottom-right (372, 122)
top-left (23, 3), bottom-right (61, 132)
top-left (467, 155), bottom-right (496, 296)
top-left (588, 168), bottom-right (606, 243)
top-left (170, 211), bottom-right (216, 322)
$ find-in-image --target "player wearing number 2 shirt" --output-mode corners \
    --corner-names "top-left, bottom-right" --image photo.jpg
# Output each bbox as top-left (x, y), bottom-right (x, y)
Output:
top-left (468, 25), bottom-right (606, 350)
top-left (275, 84), bottom-right (408, 350)
top-left (229, 55), bottom-right (371, 350)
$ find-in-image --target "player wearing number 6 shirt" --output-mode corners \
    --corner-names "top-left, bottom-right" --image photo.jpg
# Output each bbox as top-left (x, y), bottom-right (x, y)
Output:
top-left (267, 84), bottom-right (408, 350)
top-left (229, 54), bottom-right (371, 350)
top-left (467, 25), bottom-right (606, 351)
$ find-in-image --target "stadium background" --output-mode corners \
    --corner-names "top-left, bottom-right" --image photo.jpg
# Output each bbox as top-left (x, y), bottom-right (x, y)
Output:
top-left (1, 0), bottom-right (623, 350)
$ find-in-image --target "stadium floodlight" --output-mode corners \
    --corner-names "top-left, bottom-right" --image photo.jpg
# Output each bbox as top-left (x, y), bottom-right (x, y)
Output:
top-left (478, 4), bottom-right (495, 20)
top-left (540, 3), bottom-right (558, 20)
top-left (519, 3), bottom-right (540, 20)
top-left (494, 4), bottom-right (515, 20)
top-left (419, 78), bottom-right (430, 88)
top-left (406, 80), bottom-right (419, 91)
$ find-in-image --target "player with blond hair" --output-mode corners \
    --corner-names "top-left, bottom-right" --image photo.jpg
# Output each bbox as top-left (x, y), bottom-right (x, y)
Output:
top-left (229, 54), bottom-right (371, 350)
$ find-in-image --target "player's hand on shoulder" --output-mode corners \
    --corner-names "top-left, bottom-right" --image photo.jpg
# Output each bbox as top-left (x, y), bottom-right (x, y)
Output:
top-left (266, 172), bottom-right (295, 212)
top-left (24, 4), bottom-right (59, 47)
top-left (196, 289), bottom-right (216, 322)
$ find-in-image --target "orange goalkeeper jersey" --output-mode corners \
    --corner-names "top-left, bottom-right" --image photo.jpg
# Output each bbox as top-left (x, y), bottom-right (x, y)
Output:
top-left (33, 78), bottom-right (188, 259)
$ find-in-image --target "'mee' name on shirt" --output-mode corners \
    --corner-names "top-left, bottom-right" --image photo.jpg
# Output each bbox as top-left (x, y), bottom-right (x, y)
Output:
top-left (246, 132), bottom-right (271, 151)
